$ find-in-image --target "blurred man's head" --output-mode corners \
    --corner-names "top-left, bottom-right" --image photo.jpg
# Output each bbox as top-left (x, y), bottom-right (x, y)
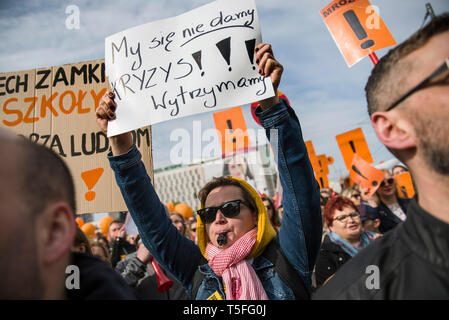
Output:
top-left (366, 14), bottom-right (449, 175)
top-left (107, 220), bottom-right (124, 242)
top-left (0, 130), bottom-right (76, 299)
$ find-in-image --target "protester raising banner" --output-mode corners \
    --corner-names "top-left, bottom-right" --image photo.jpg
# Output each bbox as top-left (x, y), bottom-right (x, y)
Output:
top-left (104, 0), bottom-right (275, 137)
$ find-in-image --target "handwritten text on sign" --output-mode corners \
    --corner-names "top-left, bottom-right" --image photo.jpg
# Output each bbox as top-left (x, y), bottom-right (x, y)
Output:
top-left (105, 0), bottom-right (274, 137)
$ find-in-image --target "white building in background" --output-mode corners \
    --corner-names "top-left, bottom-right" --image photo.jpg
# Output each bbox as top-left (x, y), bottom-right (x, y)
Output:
top-left (154, 164), bottom-right (206, 211)
top-left (154, 144), bottom-right (278, 211)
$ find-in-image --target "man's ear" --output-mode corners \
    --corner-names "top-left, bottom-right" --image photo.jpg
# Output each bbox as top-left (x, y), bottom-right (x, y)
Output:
top-left (371, 111), bottom-right (417, 151)
top-left (36, 202), bottom-right (76, 265)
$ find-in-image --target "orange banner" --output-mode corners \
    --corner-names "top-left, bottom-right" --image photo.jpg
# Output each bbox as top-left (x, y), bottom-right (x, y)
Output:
top-left (395, 172), bottom-right (415, 199)
top-left (305, 141), bottom-right (334, 190)
top-left (317, 154), bottom-right (334, 176)
top-left (213, 106), bottom-right (251, 158)
top-left (305, 140), bottom-right (320, 174)
top-left (321, 0), bottom-right (396, 67)
top-left (349, 153), bottom-right (385, 197)
top-left (336, 128), bottom-right (373, 171)
top-left (316, 173), bottom-right (330, 189)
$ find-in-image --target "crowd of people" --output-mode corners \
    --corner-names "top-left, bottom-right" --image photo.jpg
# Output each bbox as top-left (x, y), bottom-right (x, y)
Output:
top-left (1, 13), bottom-right (448, 300)
top-left (73, 165), bottom-right (412, 298)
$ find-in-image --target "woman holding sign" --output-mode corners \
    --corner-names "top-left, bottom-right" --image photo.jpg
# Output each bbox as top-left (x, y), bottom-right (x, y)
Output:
top-left (95, 43), bottom-right (322, 300)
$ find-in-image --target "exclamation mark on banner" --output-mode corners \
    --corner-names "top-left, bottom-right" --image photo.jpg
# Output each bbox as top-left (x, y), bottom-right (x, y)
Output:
top-left (319, 177), bottom-right (325, 189)
top-left (351, 165), bottom-right (369, 181)
top-left (81, 168), bottom-right (104, 201)
top-left (245, 38), bottom-right (256, 70)
top-left (349, 140), bottom-right (356, 153)
top-left (192, 51), bottom-right (205, 76)
top-left (226, 119), bottom-right (237, 144)
top-left (216, 37), bottom-right (232, 71)
top-left (343, 10), bottom-right (375, 49)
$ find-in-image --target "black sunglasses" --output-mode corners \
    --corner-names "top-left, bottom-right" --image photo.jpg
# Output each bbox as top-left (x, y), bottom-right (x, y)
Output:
top-left (380, 177), bottom-right (395, 187)
top-left (386, 58), bottom-right (449, 112)
top-left (197, 200), bottom-right (247, 224)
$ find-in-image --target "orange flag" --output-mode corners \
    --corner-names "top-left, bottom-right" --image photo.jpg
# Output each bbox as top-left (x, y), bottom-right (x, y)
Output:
top-left (321, 0), bottom-right (396, 67)
top-left (213, 106), bottom-right (251, 158)
top-left (305, 140), bottom-right (320, 174)
top-left (349, 154), bottom-right (385, 197)
top-left (395, 172), bottom-right (415, 199)
top-left (336, 128), bottom-right (373, 171)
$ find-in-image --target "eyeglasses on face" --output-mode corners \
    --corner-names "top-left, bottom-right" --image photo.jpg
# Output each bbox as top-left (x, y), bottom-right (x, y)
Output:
top-left (333, 212), bottom-right (360, 223)
top-left (385, 58), bottom-right (449, 112)
top-left (351, 193), bottom-right (361, 199)
top-left (380, 177), bottom-right (395, 187)
top-left (197, 199), bottom-right (248, 224)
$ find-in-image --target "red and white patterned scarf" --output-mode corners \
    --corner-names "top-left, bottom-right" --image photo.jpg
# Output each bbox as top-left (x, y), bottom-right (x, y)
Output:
top-left (206, 228), bottom-right (268, 300)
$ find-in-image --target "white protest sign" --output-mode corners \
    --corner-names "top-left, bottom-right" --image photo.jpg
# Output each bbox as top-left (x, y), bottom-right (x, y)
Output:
top-left (105, 0), bottom-right (274, 137)
top-left (124, 212), bottom-right (138, 236)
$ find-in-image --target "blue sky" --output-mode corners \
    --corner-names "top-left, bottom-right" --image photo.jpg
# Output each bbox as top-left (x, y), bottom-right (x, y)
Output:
top-left (1, 0), bottom-right (448, 183)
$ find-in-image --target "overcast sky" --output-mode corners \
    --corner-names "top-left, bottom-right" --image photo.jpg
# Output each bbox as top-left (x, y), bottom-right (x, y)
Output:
top-left (1, 0), bottom-right (448, 183)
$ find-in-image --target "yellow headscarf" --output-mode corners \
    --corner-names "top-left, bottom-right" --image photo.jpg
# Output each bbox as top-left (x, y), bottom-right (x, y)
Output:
top-left (196, 177), bottom-right (277, 260)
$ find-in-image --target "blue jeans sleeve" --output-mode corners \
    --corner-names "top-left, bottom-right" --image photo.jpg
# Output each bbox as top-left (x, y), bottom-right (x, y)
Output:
top-left (107, 146), bottom-right (203, 292)
top-left (255, 98), bottom-right (322, 290)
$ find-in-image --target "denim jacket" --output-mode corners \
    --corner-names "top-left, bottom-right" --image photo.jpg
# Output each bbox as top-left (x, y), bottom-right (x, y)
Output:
top-left (108, 98), bottom-right (322, 299)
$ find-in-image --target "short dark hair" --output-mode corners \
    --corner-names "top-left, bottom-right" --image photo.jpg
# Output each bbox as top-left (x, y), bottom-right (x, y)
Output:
top-left (73, 225), bottom-right (92, 254)
top-left (365, 13), bottom-right (449, 116)
top-left (108, 219), bottom-right (123, 230)
top-left (262, 196), bottom-right (281, 228)
top-left (197, 176), bottom-right (257, 214)
top-left (17, 137), bottom-right (76, 216)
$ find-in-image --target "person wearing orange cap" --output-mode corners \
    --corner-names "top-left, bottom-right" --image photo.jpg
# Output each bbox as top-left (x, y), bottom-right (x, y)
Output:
top-left (96, 43), bottom-right (322, 300)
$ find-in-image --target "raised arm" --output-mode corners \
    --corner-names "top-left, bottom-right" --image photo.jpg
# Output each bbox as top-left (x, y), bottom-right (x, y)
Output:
top-left (254, 43), bottom-right (322, 290)
top-left (95, 92), bottom-right (204, 291)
